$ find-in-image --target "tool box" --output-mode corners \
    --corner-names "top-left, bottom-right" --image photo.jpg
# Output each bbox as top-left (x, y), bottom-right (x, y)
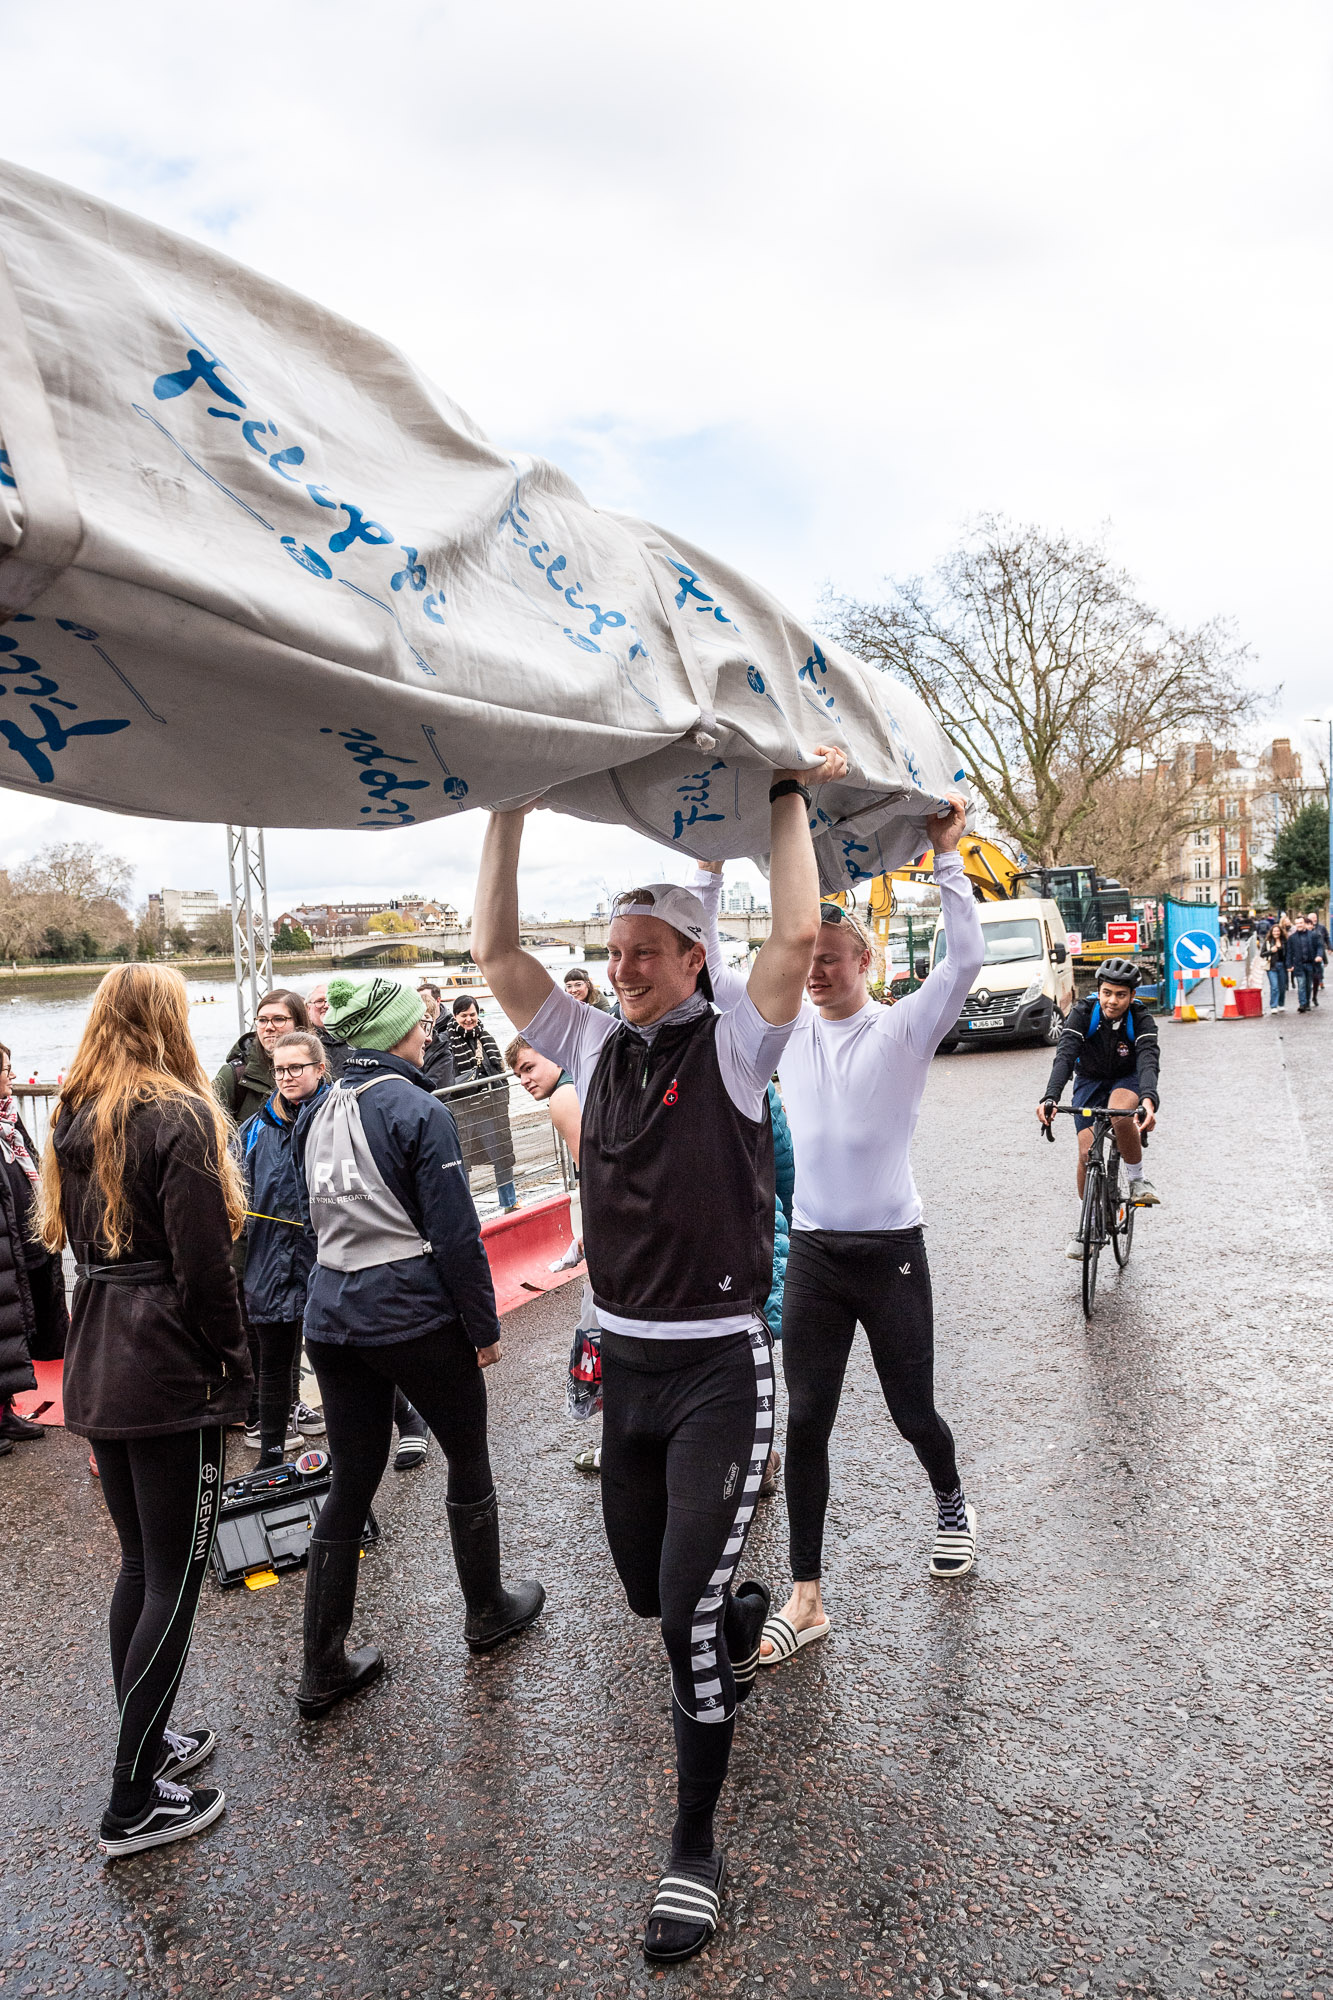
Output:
top-left (211, 1452), bottom-right (378, 1590)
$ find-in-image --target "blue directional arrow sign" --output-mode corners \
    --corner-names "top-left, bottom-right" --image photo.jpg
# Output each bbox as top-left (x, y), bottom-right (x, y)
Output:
top-left (1173, 929), bottom-right (1221, 970)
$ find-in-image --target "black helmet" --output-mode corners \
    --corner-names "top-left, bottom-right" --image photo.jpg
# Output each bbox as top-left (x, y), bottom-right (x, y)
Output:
top-left (1097, 957), bottom-right (1140, 988)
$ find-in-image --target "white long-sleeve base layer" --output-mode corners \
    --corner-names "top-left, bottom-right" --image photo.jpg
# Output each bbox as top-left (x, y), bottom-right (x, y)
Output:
top-left (694, 853), bottom-right (985, 1233)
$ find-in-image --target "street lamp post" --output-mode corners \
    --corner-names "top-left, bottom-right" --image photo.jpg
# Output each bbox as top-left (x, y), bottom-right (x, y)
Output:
top-left (1304, 716), bottom-right (1333, 925)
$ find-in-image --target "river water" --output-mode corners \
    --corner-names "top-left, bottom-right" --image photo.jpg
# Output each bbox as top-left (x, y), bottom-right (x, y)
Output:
top-left (0, 953), bottom-right (587, 1084)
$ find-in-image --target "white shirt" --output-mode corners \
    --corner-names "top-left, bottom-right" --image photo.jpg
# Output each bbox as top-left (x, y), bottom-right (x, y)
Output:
top-left (695, 853), bottom-right (984, 1233)
top-left (525, 981), bottom-right (799, 1338)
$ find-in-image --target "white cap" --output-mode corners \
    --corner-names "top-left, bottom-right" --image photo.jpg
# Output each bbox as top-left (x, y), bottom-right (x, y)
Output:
top-left (611, 883), bottom-right (707, 946)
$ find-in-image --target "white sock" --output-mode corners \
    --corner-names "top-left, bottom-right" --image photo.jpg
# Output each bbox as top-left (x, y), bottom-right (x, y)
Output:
top-left (1126, 1159), bottom-right (1143, 1182)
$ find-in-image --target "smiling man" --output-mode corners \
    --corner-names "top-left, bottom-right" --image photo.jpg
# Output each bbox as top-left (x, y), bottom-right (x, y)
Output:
top-left (472, 749), bottom-right (842, 1967)
top-left (692, 795), bottom-right (984, 1675)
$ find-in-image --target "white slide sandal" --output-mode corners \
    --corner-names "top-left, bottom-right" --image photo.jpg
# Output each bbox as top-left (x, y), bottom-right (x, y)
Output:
top-left (929, 1501), bottom-right (978, 1578)
top-left (758, 1611), bottom-right (831, 1666)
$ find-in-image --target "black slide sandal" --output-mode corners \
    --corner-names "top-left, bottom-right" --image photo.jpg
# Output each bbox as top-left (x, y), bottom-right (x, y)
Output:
top-left (643, 1848), bottom-right (727, 1964)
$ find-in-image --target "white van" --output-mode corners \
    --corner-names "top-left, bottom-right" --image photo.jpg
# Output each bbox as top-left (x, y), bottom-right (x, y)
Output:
top-left (930, 897), bottom-right (1074, 1052)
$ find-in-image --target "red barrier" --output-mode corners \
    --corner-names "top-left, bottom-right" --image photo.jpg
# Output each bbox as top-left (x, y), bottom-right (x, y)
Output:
top-left (12, 1356), bottom-right (65, 1426)
top-left (481, 1191), bottom-right (583, 1317)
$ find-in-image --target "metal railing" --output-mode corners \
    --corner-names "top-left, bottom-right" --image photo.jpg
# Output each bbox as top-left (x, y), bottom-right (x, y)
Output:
top-left (12, 1084), bottom-right (58, 1151)
top-left (431, 1073), bottom-right (575, 1219)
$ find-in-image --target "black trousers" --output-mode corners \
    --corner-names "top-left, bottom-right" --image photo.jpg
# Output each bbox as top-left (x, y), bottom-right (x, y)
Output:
top-left (782, 1227), bottom-right (959, 1581)
top-left (306, 1322), bottom-right (493, 1543)
top-left (600, 1325), bottom-right (773, 1824)
top-left (97, 1426), bottom-right (224, 1812)
top-left (254, 1318), bottom-right (303, 1466)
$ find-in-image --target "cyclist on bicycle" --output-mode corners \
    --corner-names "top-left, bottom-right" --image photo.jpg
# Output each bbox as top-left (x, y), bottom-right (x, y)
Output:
top-left (1035, 958), bottom-right (1161, 1257)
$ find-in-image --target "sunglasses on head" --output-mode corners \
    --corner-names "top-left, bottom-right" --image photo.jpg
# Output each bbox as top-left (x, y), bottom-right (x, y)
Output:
top-left (819, 901), bottom-right (870, 942)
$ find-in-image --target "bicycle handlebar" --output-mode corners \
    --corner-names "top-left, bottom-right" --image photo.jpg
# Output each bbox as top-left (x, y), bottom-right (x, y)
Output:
top-left (1039, 1100), bottom-right (1154, 1143)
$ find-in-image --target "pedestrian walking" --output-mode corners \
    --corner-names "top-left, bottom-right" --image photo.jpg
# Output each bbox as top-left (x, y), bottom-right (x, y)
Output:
top-left (695, 799), bottom-right (983, 1682)
top-left (473, 747), bottom-right (842, 1966)
top-left (0, 1042), bottom-right (67, 1451)
top-left (1259, 925), bottom-right (1288, 1011)
top-left (36, 964), bottom-right (251, 1857)
top-left (447, 997), bottom-right (518, 1209)
top-left (240, 1031), bottom-right (328, 1467)
top-left (1286, 916), bottom-right (1324, 1013)
top-left (290, 975), bottom-right (543, 1719)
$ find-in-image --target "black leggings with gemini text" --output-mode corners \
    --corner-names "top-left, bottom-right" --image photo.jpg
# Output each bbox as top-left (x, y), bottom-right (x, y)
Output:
top-left (781, 1227), bottom-right (958, 1581)
top-left (97, 1426), bottom-right (224, 1815)
top-left (306, 1321), bottom-right (493, 1544)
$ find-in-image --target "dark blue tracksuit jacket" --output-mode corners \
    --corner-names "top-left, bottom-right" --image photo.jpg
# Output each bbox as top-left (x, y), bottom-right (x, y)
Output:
top-left (240, 1087), bottom-right (324, 1324)
top-left (292, 1048), bottom-right (501, 1351)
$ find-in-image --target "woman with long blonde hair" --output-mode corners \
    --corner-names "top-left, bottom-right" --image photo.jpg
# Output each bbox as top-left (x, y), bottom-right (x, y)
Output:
top-left (38, 963), bottom-right (251, 1859)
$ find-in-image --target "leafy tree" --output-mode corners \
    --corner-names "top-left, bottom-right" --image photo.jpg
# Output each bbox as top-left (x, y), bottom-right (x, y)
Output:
top-left (366, 910), bottom-right (415, 934)
top-left (1264, 800), bottom-right (1330, 910)
top-left (826, 516), bottom-right (1261, 868)
top-left (166, 925), bottom-right (195, 954)
top-left (273, 922), bottom-right (313, 953)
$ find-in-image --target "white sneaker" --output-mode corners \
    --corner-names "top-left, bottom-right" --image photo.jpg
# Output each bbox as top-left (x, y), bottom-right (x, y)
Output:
top-left (1065, 1233), bottom-right (1085, 1260)
top-left (1131, 1179), bottom-right (1160, 1206)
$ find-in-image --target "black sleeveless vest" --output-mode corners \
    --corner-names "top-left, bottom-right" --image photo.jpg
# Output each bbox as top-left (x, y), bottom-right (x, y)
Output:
top-left (579, 1011), bottom-right (775, 1323)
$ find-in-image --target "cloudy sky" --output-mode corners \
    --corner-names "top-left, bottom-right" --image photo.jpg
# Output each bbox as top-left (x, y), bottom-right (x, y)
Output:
top-left (1, 0), bottom-right (1329, 916)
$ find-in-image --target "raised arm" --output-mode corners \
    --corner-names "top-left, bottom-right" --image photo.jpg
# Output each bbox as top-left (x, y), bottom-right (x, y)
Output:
top-left (894, 797), bottom-right (985, 1059)
top-left (690, 862), bottom-right (750, 1012)
top-left (471, 809), bottom-right (558, 1031)
top-left (746, 747), bottom-right (846, 1026)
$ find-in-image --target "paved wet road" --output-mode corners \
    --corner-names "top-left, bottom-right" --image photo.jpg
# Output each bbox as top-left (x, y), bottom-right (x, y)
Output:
top-left (2, 1003), bottom-right (1330, 2000)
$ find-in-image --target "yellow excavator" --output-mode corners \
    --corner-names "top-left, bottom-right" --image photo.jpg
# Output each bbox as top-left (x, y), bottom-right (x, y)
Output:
top-left (860, 839), bottom-right (1133, 964)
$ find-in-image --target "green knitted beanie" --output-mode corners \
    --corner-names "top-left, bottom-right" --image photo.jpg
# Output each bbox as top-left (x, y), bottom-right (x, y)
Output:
top-left (325, 975), bottom-right (425, 1052)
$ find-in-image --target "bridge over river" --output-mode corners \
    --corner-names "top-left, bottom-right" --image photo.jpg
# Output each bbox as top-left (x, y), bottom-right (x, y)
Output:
top-left (312, 912), bottom-right (773, 965)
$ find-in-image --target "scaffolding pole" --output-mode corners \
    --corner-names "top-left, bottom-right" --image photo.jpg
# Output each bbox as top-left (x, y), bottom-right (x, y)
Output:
top-left (226, 826), bottom-right (271, 1037)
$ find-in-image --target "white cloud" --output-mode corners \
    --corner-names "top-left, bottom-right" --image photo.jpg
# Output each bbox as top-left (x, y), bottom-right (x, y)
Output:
top-left (1, 0), bottom-right (1329, 906)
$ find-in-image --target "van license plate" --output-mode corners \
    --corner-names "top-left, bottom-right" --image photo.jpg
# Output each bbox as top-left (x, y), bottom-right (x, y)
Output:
top-left (968, 1019), bottom-right (1004, 1029)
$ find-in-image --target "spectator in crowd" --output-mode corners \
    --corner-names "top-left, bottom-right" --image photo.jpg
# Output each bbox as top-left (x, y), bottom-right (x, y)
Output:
top-left (305, 983), bottom-right (349, 1078)
top-left (563, 967), bottom-right (615, 1014)
top-left (240, 1031), bottom-right (329, 1467)
top-left (0, 1042), bottom-right (68, 1451)
top-left (448, 998), bottom-right (517, 1210)
top-left (213, 990), bottom-right (311, 1129)
top-left (417, 982), bottom-right (458, 1088)
top-left (38, 963), bottom-right (251, 1857)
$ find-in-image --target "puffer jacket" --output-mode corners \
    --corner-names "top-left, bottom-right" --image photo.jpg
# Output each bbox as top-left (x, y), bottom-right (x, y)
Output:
top-left (0, 1151), bottom-right (37, 1402)
top-left (293, 1048), bottom-right (500, 1351)
top-left (769, 1083), bottom-right (795, 1232)
top-left (55, 1096), bottom-right (251, 1439)
top-left (213, 1032), bottom-right (275, 1130)
top-left (240, 1087), bottom-right (324, 1323)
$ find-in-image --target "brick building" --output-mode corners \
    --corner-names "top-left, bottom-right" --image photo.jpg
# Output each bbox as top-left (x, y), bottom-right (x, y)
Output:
top-left (1166, 738), bottom-right (1306, 909)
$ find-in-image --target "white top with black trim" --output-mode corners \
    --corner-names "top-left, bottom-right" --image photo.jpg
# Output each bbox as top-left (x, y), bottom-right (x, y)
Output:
top-left (695, 852), bottom-right (985, 1233)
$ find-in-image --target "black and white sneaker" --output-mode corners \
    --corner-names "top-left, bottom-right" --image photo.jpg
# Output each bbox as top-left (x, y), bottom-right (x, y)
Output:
top-left (153, 1726), bottom-right (217, 1783)
top-left (244, 1418), bottom-right (302, 1453)
top-left (98, 1779), bottom-right (225, 1858)
top-left (293, 1400), bottom-right (325, 1436)
top-left (243, 1419), bottom-right (262, 1448)
top-left (393, 1431), bottom-right (429, 1471)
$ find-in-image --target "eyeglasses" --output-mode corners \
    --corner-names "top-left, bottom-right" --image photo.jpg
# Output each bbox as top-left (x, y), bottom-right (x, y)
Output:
top-left (818, 901), bottom-right (870, 945)
top-left (274, 1062), bottom-right (318, 1080)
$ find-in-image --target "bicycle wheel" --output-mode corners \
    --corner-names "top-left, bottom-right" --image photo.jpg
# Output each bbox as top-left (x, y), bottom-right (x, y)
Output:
top-left (1109, 1146), bottom-right (1135, 1268)
top-left (1080, 1165), bottom-right (1102, 1317)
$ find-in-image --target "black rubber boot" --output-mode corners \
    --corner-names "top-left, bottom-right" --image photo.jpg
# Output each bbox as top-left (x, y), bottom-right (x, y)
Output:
top-left (296, 1538), bottom-right (384, 1719)
top-left (446, 1491), bottom-right (546, 1653)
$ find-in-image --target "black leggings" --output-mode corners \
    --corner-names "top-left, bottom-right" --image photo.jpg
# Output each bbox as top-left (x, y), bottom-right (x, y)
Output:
top-left (255, 1318), bottom-right (303, 1466)
top-left (306, 1322), bottom-right (493, 1543)
top-left (96, 1426), bottom-right (224, 1814)
top-left (782, 1227), bottom-right (959, 1581)
top-left (600, 1325), bottom-right (773, 1824)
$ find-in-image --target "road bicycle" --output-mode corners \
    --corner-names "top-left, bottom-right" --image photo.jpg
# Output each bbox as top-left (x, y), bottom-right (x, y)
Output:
top-left (1042, 1101), bottom-right (1150, 1317)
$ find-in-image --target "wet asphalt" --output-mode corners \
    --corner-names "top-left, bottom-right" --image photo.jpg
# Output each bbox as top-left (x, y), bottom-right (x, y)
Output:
top-left (1, 999), bottom-right (1329, 2000)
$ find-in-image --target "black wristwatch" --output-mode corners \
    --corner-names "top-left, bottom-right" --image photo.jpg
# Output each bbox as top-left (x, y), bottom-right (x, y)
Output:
top-left (769, 779), bottom-right (812, 807)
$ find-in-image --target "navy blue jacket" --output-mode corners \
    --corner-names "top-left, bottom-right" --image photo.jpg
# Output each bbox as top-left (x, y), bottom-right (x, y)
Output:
top-left (292, 1048), bottom-right (501, 1351)
top-left (1286, 927), bottom-right (1325, 969)
top-left (240, 1088), bottom-right (323, 1324)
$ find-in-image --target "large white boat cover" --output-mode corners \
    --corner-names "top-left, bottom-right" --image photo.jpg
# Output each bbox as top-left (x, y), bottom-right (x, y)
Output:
top-left (0, 161), bottom-right (965, 888)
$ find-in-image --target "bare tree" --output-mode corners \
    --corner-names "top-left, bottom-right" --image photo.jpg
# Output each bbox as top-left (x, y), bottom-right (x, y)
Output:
top-left (827, 517), bottom-right (1263, 869)
top-left (24, 840), bottom-right (133, 906)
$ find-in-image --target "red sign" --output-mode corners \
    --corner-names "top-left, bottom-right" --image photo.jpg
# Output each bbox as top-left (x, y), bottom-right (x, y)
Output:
top-left (1106, 921), bottom-right (1140, 948)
